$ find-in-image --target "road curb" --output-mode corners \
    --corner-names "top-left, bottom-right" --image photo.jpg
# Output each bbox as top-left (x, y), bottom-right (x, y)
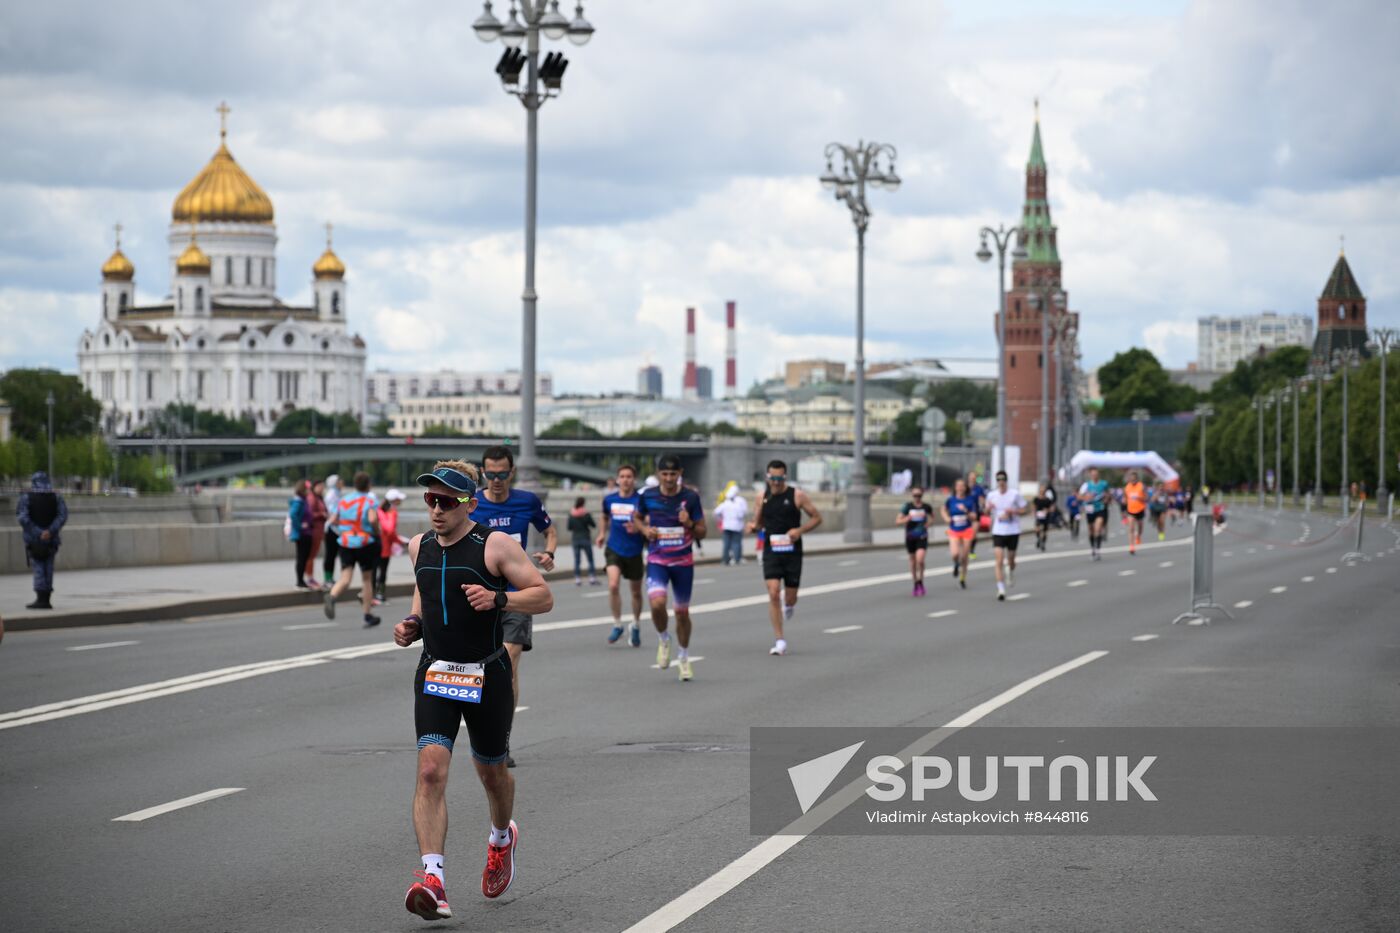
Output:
top-left (6, 540), bottom-right (907, 632)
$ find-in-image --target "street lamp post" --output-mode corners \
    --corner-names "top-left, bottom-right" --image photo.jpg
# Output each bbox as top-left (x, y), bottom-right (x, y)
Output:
top-left (1025, 286), bottom-right (1067, 483)
top-left (976, 225), bottom-right (1026, 472)
top-left (1131, 408), bottom-right (1150, 452)
top-left (821, 139), bottom-right (901, 543)
top-left (1310, 361), bottom-right (1327, 506)
top-left (1084, 412), bottom-right (1096, 451)
top-left (1333, 348), bottom-right (1361, 513)
top-left (472, 0), bottom-right (595, 492)
top-left (1050, 315), bottom-right (1077, 477)
top-left (1274, 386), bottom-right (1286, 511)
top-left (1260, 395), bottom-right (1271, 509)
top-left (45, 390), bottom-right (55, 478)
top-left (1194, 404), bottom-right (1213, 493)
top-left (1290, 376), bottom-right (1304, 506)
top-left (1369, 328), bottom-right (1397, 500)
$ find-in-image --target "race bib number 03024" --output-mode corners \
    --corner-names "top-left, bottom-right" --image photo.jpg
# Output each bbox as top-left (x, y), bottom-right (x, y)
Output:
top-left (423, 660), bottom-right (484, 704)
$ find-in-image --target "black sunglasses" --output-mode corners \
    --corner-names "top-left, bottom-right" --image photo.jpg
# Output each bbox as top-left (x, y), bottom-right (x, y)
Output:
top-left (424, 492), bottom-right (470, 511)
top-left (766, 474), bottom-right (787, 483)
top-left (481, 470), bottom-right (511, 481)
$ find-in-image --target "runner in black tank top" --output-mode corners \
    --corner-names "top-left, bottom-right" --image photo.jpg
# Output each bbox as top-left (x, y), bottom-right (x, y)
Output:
top-left (395, 462), bottom-right (554, 919)
top-left (747, 459), bottom-right (823, 656)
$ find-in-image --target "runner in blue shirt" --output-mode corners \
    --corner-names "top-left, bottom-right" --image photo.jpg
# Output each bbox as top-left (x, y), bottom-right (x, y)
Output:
top-left (472, 445), bottom-right (557, 767)
top-left (632, 454), bottom-right (707, 682)
top-left (966, 470), bottom-right (988, 561)
top-left (597, 463), bottom-right (645, 648)
top-left (1077, 467), bottom-right (1110, 561)
top-left (942, 478), bottom-right (980, 589)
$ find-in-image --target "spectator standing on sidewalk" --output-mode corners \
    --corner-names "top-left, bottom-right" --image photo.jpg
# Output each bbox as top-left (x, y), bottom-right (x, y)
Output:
top-left (713, 485), bottom-right (748, 565)
top-left (304, 478), bottom-right (329, 590)
top-left (17, 471), bottom-right (67, 610)
top-left (289, 479), bottom-right (313, 590)
top-left (375, 488), bottom-right (409, 603)
top-left (568, 496), bottom-right (599, 585)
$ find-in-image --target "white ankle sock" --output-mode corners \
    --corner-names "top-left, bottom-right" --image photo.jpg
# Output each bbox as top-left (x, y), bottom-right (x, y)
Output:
top-left (677, 646), bottom-right (688, 660)
top-left (489, 825), bottom-right (511, 847)
top-left (422, 854), bottom-right (444, 883)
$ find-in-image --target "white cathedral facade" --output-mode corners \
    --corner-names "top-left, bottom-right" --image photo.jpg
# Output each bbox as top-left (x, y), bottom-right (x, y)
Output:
top-left (78, 108), bottom-right (367, 436)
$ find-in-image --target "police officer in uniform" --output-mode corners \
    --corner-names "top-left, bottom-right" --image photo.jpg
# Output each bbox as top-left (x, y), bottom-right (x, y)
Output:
top-left (17, 471), bottom-right (67, 610)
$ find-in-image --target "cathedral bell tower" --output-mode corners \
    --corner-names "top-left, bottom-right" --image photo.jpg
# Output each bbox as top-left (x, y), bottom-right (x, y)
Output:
top-left (101, 223), bottom-right (136, 322)
top-left (312, 222), bottom-right (347, 324)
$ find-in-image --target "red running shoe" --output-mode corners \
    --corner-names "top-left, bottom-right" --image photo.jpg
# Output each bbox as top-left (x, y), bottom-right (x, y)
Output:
top-left (482, 820), bottom-right (519, 899)
top-left (404, 870), bottom-right (451, 920)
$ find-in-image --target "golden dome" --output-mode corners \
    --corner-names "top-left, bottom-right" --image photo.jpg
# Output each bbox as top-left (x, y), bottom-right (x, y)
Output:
top-left (171, 105), bottom-right (274, 224)
top-left (102, 249), bottom-right (134, 281)
top-left (176, 237), bottom-right (211, 276)
top-left (313, 221), bottom-right (345, 279)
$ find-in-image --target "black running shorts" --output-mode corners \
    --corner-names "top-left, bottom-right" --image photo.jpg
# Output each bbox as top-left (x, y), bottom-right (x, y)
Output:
top-left (414, 654), bottom-right (514, 764)
top-left (604, 548), bottom-right (645, 581)
top-left (762, 550), bottom-right (802, 588)
top-left (992, 533), bottom-right (1020, 551)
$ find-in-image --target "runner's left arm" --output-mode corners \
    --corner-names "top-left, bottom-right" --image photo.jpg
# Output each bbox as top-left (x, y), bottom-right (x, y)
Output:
top-left (688, 493), bottom-right (708, 542)
top-left (474, 533), bottom-right (553, 615)
top-left (394, 534), bottom-right (425, 647)
top-left (792, 490), bottom-right (823, 538)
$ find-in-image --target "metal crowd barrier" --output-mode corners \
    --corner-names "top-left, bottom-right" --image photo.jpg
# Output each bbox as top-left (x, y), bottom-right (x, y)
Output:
top-left (1172, 513), bottom-right (1233, 625)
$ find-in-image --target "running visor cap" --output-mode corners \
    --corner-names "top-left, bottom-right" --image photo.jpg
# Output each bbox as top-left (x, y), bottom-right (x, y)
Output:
top-left (416, 467), bottom-right (478, 498)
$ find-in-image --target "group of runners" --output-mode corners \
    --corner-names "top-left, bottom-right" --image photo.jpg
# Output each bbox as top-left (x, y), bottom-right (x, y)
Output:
top-left (390, 449), bottom-right (1193, 922)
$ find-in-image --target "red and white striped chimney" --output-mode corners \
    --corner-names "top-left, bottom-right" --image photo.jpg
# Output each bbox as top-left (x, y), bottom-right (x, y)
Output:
top-left (683, 306), bottom-right (698, 400)
top-left (724, 300), bottom-right (737, 399)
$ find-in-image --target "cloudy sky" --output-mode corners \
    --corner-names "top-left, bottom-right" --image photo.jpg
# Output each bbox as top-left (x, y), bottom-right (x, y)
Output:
top-left (2, 0), bottom-right (1396, 394)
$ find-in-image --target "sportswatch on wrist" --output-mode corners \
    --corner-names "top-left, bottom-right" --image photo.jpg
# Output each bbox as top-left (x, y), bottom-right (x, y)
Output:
top-left (493, 591), bottom-right (508, 610)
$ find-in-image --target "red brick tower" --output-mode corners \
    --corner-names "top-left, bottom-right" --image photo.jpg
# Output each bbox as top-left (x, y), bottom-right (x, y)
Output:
top-left (1311, 245), bottom-right (1369, 362)
top-left (998, 105), bottom-right (1078, 481)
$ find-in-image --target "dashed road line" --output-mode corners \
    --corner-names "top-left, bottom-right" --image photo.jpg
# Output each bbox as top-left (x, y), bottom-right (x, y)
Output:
top-left (1066, 579), bottom-right (1089, 588)
top-left (1131, 634), bottom-right (1159, 642)
top-left (282, 622), bottom-right (338, 631)
top-left (1270, 586), bottom-right (1287, 594)
top-left (515, 706), bottom-right (529, 713)
top-left (1301, 576), bottom-right (1315, 582)
top-left (1118, 570), bottom-right (1136, 577)
top-left (1326, 567), bottom-right (1338, 574)
top-left (927, 610), bottom-right (958, 619)
top-left (1007, 593), bottom-right (1031, 602)
top-left (837, 559), bottom-right (860, 567)
top-left (113, 787), bottom-right (244, 823)
top-left (651, 656), bottom-right (705, 670)
top-left (66, 640), bottom-right (140, 652)
top-left (1234, 600), bottom-right (1254, 609)
top-left (1158, 561), bottom-right (1174, 568)
top-left (823, 625), bottom-right (864, 634)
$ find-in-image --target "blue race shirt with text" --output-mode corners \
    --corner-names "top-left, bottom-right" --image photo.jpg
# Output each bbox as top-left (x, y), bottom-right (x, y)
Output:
top-left (601, 491), bottom-right (644, 558)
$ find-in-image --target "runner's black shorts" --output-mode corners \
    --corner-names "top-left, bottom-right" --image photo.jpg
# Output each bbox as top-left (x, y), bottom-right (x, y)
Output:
top-left (992, 533), bottom-right (1020, 551)
top-left (905, 535), bottom-right (929, 554)
top-left (339, 543), bottom-right (378, 573)
top-left (762, 549), bottom-right (803, 588)
top-left (604, 547), bottom-right (644, 581)
top-left (414, 653), bottom-right (514, 764)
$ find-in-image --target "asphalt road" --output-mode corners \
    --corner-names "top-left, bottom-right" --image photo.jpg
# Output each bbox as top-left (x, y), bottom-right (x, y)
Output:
top-left (2, 508), bottom-right (1398, 932)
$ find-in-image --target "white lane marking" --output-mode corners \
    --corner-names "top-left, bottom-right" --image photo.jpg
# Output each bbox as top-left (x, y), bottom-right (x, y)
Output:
top-left (838, 559), bottom-right (860, 567)
top-left (1234, 600), bottom-right (1254, 609)
top-left (1118, 570), bottom-right (1136, 577)
top-left (1007, 593), bottom-right (1031, 602)
top-left (651, 656), bottom-right (704, 670)
top-left (823, 625), bottom-right (864, 634)
top-left (582, 591), bottom-right (611, 599)
top-left (1246, 548), bottom-right (1257, 554)
top-left (1066, 579), bottom-right (1089, 587)
top-left (1326, 567), bottom-right (1338, 574)
top-left (1223, 551), bottom-right (1234, 557)
top-left (113, 787), bottom-right (244, 822)
top-left (66, 641), bottom-right (140, 652)
top-left (1158, 561), bottom-right (1174, 568)
top-left (1270, 586), bottom-right (1287, 594)
top-left (514, 706), bottom-right (529, 713)
top-left (1301, 576), bottom-right (1315, 582)
top-left (927, 610), bottom-right (958, 619)
top-left (1187, 618), bottom-right (1205, 626)
top-left (281, 622), bottom-right (338, 631)
top-left (695, 578), bottom-right (716, 584)
top-left (620, 650), bottom-right (1110, 933)
top-left (1265, 545), bottom-right (1275, 551)
top-left (1131, 634), bottom-right (1159, 642)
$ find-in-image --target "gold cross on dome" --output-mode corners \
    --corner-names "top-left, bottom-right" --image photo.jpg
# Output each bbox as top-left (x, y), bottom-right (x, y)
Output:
top-left (325, 221), bottom-right (333, 249)
top-left (114, 222), bottom-right (123, 249)
top-left (216, 101), bottom-right (231, 140)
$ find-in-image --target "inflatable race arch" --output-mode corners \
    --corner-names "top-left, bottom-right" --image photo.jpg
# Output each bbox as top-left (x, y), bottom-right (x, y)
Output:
top-left (1062, 450), bottom-right (1180, 489)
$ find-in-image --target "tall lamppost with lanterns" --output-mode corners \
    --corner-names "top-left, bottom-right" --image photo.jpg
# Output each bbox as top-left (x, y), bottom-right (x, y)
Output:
top-left (1194, 403), bottom-right (1213, 493)
top-left (820, 140), bottom-right (901, 543)
top-left (1309, 359), bottom-right (1328, 505)
top-left (1025, 286), bottom-right (1067, 483)
top-left (1290, 375), bottom-right (1306, 506)
top-left (1273, 385), bottom-right (1287, 511)
top-left (976, 225), bottom-right (1026, 471)
top-left (471, 0), bottom-right (595, 490)
top-left (1050, 314), bottom-right (1077, 475)
top-left (1252, 394), bottom-right (1268, 507)
top-left (1131, 408), bottom-right (1151, 452)
top-left (1368, 327), bottom-right (1397, 500)
top-left (1332, 347), bottom-right (1362, 513)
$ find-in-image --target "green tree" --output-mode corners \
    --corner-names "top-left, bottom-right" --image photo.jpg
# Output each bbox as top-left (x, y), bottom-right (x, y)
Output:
top-left (925, 380), bottom-right (995, 419)
top-left (1098, 348), bottom-right (1197, 417)
top-left (540, 418), bottom-right (604, 439)
top-left (1096, 348), bottom-right (1160, 399)
top-left (418, 422), bottom-right (467, 438)
top-left (0, 369), bottom-right (101, 441)
top-left (272, 409), bottom-right (362, 437)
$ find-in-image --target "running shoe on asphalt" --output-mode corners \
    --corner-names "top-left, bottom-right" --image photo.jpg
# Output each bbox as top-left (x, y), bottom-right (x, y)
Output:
top-left (917, 582), bottom-right (926, 596)
top-left (677, 657), bottom-right (694, 682)
top-left (364, 614), bottom-right (381, 628)
top-left (770, 639), bottom-right (787, 656)
top-left (998, 591), bottom-right (1006, 602)
top-left (629, 623), bottom-right (641, 648)
top-left (607, 625), bottom-right (625, 644)
top-left (959, 571), bottom-right (967, 590)
top-left (405, 870), bottom-right (451, 920)
top-left (951, 565), bottom-right (959, 580)
top-left (912, 584), bottom-right (919, 598)
top-left (656, 639), bottom-right (671, 671)
top-left (323, 591), bottom-right (336, 619)
top-left (482, 820), bottom-right (519, 899)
